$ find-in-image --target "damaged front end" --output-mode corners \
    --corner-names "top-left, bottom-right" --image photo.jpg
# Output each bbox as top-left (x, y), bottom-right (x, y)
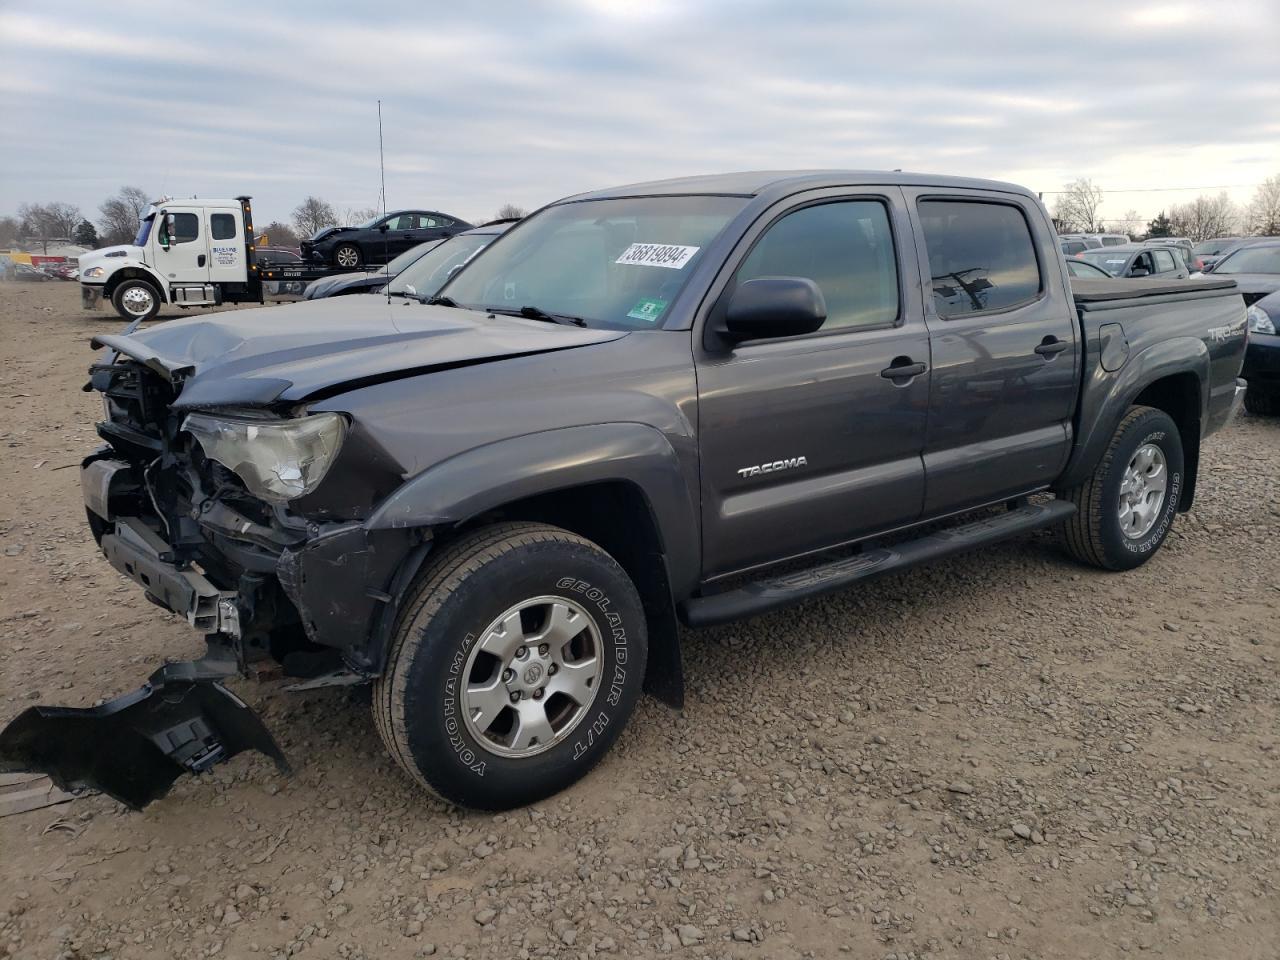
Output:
top-left (1, 342), bottom-right (419, 808)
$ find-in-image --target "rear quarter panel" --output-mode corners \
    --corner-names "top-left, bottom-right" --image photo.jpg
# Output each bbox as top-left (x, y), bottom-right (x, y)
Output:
top-left (1060, 287), bottom-right (1247, 489)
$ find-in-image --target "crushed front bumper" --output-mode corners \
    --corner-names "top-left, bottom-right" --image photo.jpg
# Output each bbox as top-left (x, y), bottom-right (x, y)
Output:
top-left (0, 644), bottom-right (289, 809)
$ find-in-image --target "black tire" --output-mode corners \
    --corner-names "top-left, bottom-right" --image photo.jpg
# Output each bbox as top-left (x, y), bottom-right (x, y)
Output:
top-left (373, 522), bottom-right (648, 810)
top-left (1060, 405), bottom-right (1184, 571)
top-left (110, 278), bottom-right (162, 322)
top-left (1244, 388), bottom-right (1279, 417)
top-left (333, 243), bottom-right (362, 269)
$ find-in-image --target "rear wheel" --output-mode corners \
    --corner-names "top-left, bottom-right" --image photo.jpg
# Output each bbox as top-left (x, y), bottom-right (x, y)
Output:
top-left (374, 522), bottom-right (647, 809)
top-left (1060, 405), bottom-right (1184, 571)
top-left (1244, 388), bottom-right (1278, 417)
top-left (333, 243), bottom-right (362, 269)
top-left (111, 279), bottom-right (161, 321)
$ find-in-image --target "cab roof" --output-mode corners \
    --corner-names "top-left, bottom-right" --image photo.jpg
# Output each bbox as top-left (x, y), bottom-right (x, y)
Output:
top-left (561, 170), bottom-right (1037, 204)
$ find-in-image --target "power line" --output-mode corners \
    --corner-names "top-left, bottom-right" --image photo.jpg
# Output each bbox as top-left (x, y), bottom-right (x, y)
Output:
top-left (1039, 183), bottom-right (1257, 195)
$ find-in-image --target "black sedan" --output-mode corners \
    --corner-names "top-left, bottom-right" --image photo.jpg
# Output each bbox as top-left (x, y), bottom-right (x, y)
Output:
top-left (1243, 288), bottom-right (1279, 416)
top-left (300, 210), bottom-right (472, 268)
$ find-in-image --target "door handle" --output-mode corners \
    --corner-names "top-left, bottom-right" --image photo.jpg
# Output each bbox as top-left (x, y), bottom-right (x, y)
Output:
top-left (197, 254), bottom-right (206, 267)
top-left (1035, 337), bottom-right (1069, 357)
top-left (880, 358), bottom-right (928, 381)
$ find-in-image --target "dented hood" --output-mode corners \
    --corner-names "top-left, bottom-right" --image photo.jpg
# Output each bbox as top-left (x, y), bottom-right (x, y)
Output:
top-left (92, 296), bottom-right (627, 408)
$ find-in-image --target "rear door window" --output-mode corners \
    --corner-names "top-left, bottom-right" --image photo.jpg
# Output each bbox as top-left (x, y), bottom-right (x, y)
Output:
top-left (917, 200), bottom-right (1042, 318)
top-left (1153, 249), bottom-right (1177, 273)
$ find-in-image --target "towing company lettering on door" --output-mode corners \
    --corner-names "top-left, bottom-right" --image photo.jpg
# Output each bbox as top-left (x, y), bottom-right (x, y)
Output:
top-left (737, 456), bottom-right (808, 479)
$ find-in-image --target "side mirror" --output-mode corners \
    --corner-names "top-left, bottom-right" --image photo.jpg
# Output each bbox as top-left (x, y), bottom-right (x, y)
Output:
top-left (1128, 267), bottom-right (1151, 278)
top-left (379, 223), bottom-right (389, 233)
top-left (158, 212), bottom-right (174, 250)
top-left (719, 277), bottom-right (826, 343)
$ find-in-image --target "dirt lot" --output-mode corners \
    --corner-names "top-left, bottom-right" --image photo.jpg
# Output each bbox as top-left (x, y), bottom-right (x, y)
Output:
top-left (0, 280), bottom-right (1276, 960)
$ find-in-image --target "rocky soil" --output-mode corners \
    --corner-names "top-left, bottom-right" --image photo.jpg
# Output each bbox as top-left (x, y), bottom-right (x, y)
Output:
top-left (1, 282), bottom-right (1276, 959)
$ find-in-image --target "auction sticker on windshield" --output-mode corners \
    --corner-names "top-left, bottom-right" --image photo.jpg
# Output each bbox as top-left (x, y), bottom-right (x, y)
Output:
top-left (616, 243), bottom-right (699, 269)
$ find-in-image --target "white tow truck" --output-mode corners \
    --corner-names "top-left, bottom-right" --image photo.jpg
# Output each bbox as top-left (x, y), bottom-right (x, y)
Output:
top-left (78, 196), bottom-right (337, 322)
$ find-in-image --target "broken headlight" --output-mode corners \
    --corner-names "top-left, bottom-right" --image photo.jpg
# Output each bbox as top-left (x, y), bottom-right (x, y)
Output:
top-left (182, 412), bottom-right (347, 503)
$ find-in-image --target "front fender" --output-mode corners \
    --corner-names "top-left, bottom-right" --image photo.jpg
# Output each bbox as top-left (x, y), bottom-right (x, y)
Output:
top-left (1059, 335), bottom-right (1208, 490)
top-left (103, 263), bottom-right (169, 302)
top-left (364, 422), bottom-right (700, 595)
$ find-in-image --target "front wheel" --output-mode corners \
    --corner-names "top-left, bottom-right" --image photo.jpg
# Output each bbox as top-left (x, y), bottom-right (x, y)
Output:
top-left (111, 279), bottom-right (162, 321)
top-left (374, 522), bottom-right (648, 809)
top-left (333, 243), bottom-right (362, 269)
top-left (1060, 405), bottom-right (1184, 571)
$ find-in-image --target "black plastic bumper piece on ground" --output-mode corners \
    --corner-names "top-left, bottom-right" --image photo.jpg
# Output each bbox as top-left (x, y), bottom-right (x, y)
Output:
top-left (681, 499), bottom-right (1078, 628)
top-left (0, 656), bottom-right (290, 810)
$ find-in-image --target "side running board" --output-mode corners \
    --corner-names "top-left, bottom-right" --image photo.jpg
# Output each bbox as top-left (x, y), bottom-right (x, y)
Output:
top-left (681, 499), bottom-right (1076, 628)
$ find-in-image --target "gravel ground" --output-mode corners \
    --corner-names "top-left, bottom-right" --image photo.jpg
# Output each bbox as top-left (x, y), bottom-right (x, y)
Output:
top-left (1, 281), bottom-right (1277, 960)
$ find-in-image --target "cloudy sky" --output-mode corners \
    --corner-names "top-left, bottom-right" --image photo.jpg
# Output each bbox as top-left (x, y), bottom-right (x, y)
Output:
top-left (0, 0), bottom-right (1277, 230)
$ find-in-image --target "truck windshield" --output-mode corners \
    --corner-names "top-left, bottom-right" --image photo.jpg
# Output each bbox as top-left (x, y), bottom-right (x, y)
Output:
top-left (133, 210), bottom-right (156, 247)
top-left (387, 233), bottom-right (497, 298)
top-left (439, 195), bottom-right (748, 329)
top-left (1212, 246), bottom-right (1280, 274)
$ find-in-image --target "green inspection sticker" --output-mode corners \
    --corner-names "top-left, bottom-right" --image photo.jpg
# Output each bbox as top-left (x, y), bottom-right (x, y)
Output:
top-left (627, 297), bottom-right (668, 323)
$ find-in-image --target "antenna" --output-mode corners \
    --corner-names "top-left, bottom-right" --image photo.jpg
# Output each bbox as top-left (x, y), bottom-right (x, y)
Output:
top-left (378, 100), bottom-right (390, 304)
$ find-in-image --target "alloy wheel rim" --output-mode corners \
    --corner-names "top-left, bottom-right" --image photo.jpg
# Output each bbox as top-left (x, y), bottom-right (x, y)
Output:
top-left (337, 247), bottom-right (358, 267)
top-left (460, 596), bottom-right (603, 759)
top-left (1118, 443), bottom-right (1167, 539)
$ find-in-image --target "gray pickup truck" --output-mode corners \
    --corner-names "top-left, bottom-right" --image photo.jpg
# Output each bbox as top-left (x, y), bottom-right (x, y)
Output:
top-left (0, 171), bottom-right (1249, 811)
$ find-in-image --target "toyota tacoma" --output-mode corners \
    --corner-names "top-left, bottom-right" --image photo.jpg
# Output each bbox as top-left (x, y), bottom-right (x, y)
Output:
top-left (0, 171), bottom-right (1250, 811)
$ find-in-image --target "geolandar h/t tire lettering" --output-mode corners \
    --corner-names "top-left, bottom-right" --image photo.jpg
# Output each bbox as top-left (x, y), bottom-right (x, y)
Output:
top-left (1060, 405), bottom-right (1184, 571)
top-left (373, 522), bottom-right (647, 810)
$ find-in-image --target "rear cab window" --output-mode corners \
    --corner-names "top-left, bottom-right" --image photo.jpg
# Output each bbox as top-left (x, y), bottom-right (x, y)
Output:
top-left (917, 200), bottom-right (1042, 317)
top-left (210, 213), bottom-right (237, 241)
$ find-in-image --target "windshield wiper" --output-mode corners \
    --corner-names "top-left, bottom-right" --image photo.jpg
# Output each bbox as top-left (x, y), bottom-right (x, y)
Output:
top-left (424, 295), bottom-right (458, 307)
top-left (485, 305), bottom-right (587, 327)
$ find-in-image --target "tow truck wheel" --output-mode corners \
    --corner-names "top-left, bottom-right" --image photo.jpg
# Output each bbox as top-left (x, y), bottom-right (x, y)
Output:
top-left (1060, 405), bottom-right (1184, 571)
top-left (333, 243), bottom-right (362, 269)
top-left (374, 522), bottom-right (648, 810)
top-left (111, 279), bottom-right (162, 322)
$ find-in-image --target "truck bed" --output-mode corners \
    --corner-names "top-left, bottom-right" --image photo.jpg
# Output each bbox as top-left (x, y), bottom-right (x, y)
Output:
top-left (1071, 276), bottom-right (1238, 304)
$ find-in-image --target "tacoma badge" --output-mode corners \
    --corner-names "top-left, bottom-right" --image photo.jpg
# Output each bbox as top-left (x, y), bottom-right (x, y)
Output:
top-left (737, 456), bottom-right (808, 478)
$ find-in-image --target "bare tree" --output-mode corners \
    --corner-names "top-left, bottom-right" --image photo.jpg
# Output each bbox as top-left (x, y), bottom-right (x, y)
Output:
top-left (18, 201), bottom-right (83, 253)
top-left (1166, 192), bottom-right (1239, 242)
top-left (98, 186), bottom-right (152, 246)
top-left (292, 196), bottom-right (338, 238)
top-left (494, 203), bottom-right (527, 220)
top-left (0, 215), bottom-right (20, 248)
top-left (259, 220), bottom-right (300, 247)
top-left (1247, 174), bottom-right (1280, 235)
top-left (1052, 178), bottom-right (1105, 233)
top-left (341, 206), bottom-right (381, 226)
